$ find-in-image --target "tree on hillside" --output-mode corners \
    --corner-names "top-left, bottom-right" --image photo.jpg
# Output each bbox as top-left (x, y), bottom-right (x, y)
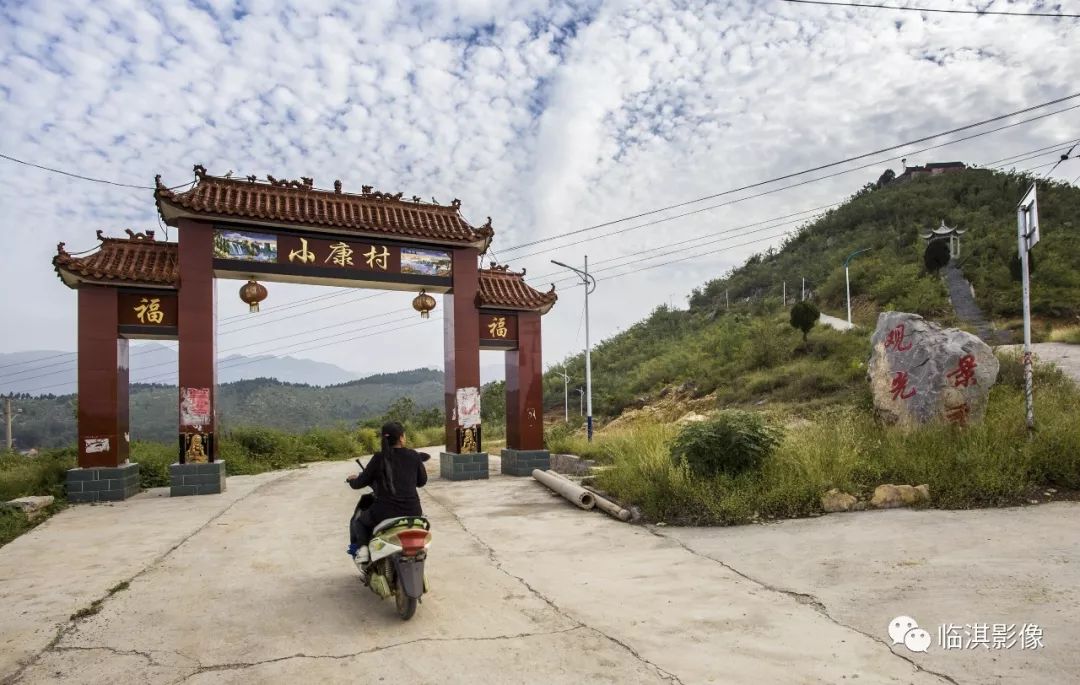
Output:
top-left (789, 301), bottom-right (821, 341)
top-left (383, 396), bottom-right (416, 425)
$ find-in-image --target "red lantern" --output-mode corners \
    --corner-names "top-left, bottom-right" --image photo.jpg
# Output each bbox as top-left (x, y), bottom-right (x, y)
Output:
top-left (239, 280), bottom-right (268, 313)
top-left (412, 289), bottom-right (436, 318)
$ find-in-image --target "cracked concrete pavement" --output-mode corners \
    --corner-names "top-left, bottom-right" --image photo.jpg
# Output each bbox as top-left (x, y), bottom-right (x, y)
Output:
top-left (2, 451), bottom-right (1077, 684)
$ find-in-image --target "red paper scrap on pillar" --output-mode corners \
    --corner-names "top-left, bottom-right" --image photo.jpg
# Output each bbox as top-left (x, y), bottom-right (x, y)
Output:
top-left (181, 387), bottom-right (212, 427)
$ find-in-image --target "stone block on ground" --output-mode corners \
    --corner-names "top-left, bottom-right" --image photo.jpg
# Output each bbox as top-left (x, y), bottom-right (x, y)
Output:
top-left (3, 496), bottom-right (55, 520)
top-left (868, 311), bottom-right (999, 426)
top-left (439, 452), bottom-right (489, 481)
top-left (170, 461), bottom-right (226, 497)
top-left (870, 483), bottom-right (930, 509)
top-left (501, 449), bottom-right (551, 477)
top-left (548, 453), bottom-right (596, 476)
top-left (821, 489), bottom-right (857, 513)
top-left (65, 463), bottom-right (140, 504)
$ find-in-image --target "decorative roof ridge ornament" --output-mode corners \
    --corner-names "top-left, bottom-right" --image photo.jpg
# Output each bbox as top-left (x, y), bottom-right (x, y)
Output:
top-left (173, 166), bottom-right (464, 209)
top-left (93, 229), bottom-right (156, 243)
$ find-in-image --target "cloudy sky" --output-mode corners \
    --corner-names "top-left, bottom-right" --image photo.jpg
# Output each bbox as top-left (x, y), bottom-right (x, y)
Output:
top-left (1, 0), bottom-right (1078, 390)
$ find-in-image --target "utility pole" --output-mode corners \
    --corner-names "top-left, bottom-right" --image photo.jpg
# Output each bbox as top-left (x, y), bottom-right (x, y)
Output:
top-left (4, 397), bottom-right (13, 451)
top-left (725, 289), bottom-right (729, 311)
top-left (844, 248), bottom-right (872, 325)
top-left (782, 281), bottom-right (786, 308)
top-left (554, 367), bottom-right (570, 423)
top-left (801, 277), bottom-right (806, 302)
top-left (1017, 183), bottom-right (1040, 432)
top-left (552, 257), bottom-right (597, 441)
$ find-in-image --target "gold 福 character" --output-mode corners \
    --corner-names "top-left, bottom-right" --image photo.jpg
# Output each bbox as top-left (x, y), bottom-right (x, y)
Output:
top-left (133, 297), bottom-right (164, 324)
top-left (487, 317), bottom-right (508, 338)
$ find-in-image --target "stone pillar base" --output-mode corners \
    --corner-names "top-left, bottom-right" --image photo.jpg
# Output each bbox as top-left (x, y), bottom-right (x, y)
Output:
top-left (500, 449), bottom-right (550, 476)
top-left (439, 452), bottom-right (489, 481)
top-left (170, 461), bottom-right (226, 497)
top-left (66, 463), bottom-right (140, 503)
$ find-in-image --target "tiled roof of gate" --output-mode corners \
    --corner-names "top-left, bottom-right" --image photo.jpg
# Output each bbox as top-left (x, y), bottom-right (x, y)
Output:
top-left (54, 231), bottom-right (178, 289)
top-left (478, 265), bottom-right (558, 314)
top-left (155, 166), bottom-right (493, 249)
top-left (54, 236), bottom-right (558, 316)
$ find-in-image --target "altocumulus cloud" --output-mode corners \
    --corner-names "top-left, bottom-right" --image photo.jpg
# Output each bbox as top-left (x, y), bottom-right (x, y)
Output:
top-left (0, 0), bottom-right (1077, 380)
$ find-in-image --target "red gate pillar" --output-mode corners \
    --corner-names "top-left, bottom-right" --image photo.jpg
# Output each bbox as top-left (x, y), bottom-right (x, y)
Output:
top-left (176, 219), bottom-right (218, 464)
top-left (500, 311), bottom-right (550, 476)
top-left (66, 286), bottom-right (139, 503)
top-left (440, 247), bottom-right (486, 480)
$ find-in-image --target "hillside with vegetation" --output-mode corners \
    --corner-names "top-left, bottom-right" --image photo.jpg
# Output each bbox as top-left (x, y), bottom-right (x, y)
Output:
top-left (543, 168), bottom-right (1080, 419)
top-left (541, 168), bottom-right (1080, 525)
top-left (7, 368), bottom-right (444, 450)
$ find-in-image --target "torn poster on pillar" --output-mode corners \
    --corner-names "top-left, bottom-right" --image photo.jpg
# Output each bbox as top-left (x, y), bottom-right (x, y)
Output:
top-left (456, 387), bottom-right (481, 428)
top-left (180, 387), bottom-right (212, 427)
top-left (84, 437), bottom-right (110, 453)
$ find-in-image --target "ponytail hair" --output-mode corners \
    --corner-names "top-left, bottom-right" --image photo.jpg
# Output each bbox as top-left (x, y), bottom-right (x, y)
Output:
top-left (379, 421), bottom-right (405, 495)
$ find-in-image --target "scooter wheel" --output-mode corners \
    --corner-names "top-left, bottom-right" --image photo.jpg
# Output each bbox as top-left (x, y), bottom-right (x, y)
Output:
top-left (395, 575), bottom-right (417, 620)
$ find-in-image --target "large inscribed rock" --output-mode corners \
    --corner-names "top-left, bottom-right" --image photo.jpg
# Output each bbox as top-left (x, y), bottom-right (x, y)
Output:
top-left (868, 312), bottom-right (999, 426)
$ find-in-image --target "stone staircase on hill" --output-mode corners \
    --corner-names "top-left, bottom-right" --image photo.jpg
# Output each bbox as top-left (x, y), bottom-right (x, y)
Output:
top-left (942, 262), bottom-right (1009, 344)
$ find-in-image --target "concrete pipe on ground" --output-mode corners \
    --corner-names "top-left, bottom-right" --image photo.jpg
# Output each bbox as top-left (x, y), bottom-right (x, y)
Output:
top-left (586, 489), bottom-right (632, 522)
top-left (532, 469), bottom-right (595, 510)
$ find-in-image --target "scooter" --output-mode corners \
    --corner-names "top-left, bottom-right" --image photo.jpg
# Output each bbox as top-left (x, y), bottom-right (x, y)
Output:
top-left (348, 458), bottom-right (432, 620)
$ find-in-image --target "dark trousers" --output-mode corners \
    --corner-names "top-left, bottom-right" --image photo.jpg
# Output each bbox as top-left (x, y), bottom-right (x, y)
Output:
top-left (349, 498), bottom-right (422, 547)
top-left (350, 506), bottom-right (377, 548)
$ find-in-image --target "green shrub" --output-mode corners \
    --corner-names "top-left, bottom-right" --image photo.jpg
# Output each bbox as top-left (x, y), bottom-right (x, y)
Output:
top-left (356, 428), bottom-right (380, 454)
top-left (130, 441), bottom-right (175, 488)
top-left (0, 448), bottom-right (75, 501)
top-left (789, 301), bottom-right (820, 341)
top-left (671, 410), bottom-right (783, 477)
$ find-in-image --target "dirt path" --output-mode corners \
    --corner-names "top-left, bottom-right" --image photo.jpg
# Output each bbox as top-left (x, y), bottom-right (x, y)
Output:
top-left (2, 453), bottom-right (1077, 684)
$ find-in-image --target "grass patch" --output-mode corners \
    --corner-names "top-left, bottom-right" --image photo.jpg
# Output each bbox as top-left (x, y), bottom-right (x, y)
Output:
top-left (1048, 324), bottom-right (1080, 345)
top-left (70, 598), bottom-right (104, 621)
top-left (592, 356), bottom-right (1080, 525)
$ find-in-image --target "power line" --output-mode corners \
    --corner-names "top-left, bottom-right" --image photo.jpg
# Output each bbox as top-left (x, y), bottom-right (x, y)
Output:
top-left (532, 103), bottom-right (1078, 284)
top-left (780, 0), bottom-right (1080, 18)
top-left (530, 211), bottom-right (827, 284)
top-left (500, 92), bottom-right (1080, 253)
top-left (0, 152), bottom-right (193, 190)
top-left (498, 94), bottom-right (1080, 254)
top-left (1044, 143), bottom-right (1078, 179)
top-left (511, 201), bottom-right (835, 263)
top-left (984, 137), bottom-right (1080, 167)
top-left (139, 317), bottom-right (440, 385)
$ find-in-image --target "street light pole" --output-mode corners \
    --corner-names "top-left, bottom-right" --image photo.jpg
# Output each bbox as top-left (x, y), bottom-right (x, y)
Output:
top-left (574, 388), bottom-right (584, 416)
top-left (844, 248), bottom-right (872, 325)
top-left (552, 256), bottom-right (598, 441)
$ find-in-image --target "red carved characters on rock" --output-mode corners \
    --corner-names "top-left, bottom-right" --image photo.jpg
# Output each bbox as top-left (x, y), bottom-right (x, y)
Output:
top-left (946, 354), bottom-right (978, 388)
top-left (884, 324), bottom-right (913, 352)
top-left (891, 371), bottom-right (916, 400)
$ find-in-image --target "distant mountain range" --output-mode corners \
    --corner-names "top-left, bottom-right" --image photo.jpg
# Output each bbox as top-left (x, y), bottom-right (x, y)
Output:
top-left (6, 369), bottom-right (448, 449)
top-left (0, 343), bottom-right (367, 396)
top-left (1, 345), bottom-right (507, 397)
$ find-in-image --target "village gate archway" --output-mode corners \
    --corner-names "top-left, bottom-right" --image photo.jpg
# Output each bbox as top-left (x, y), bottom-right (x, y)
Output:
top-left (53, 166), bottom-right (556, 502)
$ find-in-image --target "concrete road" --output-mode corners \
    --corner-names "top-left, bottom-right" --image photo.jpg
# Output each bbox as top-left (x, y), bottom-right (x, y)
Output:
top-left (1, 453), bottom-right (1077, 684)
top-left (999, 342), bottom-right (1080, 385)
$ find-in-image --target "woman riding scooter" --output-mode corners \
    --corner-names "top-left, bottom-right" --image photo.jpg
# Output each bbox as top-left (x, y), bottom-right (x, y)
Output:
top-left (347, 421), bottom-right (428, 570)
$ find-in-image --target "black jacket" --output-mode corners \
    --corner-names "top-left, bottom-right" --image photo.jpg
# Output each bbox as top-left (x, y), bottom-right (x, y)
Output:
top-left (350, 447), bottom-right (428, 517)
